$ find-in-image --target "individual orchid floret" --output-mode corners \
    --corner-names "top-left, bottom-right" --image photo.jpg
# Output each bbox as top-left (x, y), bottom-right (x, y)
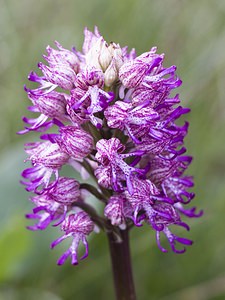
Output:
top-left (143, 65), bottom-right (182, 91)
top-left (25, 141), bottom-right (69, 169)
top-left (134, 109), bottom-right (189, 157)
top-left (47, 177), bottom-right (81, 204)
top-left (162, 176), bottom-right (195, 204)
top-left (26, 193), bottom-right (68, 230)
top-left (43, 41), bottom-right (80, 73)
top-left (156, 225), bottom-right (193, 254)
top-left (26, 177), bottom-right (81, 230)
top-left (143, 202), bottom-right (182, 232)
top-left (51, 211), bottom-right (94, 265)
top-left (119, 48), bottom-right (163, 88)
top-left (147, 155), bottom-right (191, 186)
top-left (26, 71), bottom-right (58, 95)
top-left (174, 203), bottom-right (203, 218)
top-left (22, 141), bottom-right (69, 192)
top-left (25, 90), bottom-right (68, 120)
top-left (104, 195), bottom-right (127, 226)
top-left (38, 62), bottom-right (76, 90)
top-left (122, 177), bottom-right (193, 253)
top-left (71, 66), bottom-right (114, 127)
top-left (18, 90), bottom-right (69, 135)
top-left (123, 177), bottom-right (160, 225)
top-left (55, 125), bottom-right (94, 159)
top-left (82, 26), bottom-right (101, 55)
top-left (95, 138), bottom-right (145, 194)
top-left (104, 100), bottom-right (159, 144)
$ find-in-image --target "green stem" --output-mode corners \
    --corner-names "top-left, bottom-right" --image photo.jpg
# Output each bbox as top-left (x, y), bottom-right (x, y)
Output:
top-left (80, 159), bottom-right (97, 182)
top-left (80, 183), bottom-right (107, 203)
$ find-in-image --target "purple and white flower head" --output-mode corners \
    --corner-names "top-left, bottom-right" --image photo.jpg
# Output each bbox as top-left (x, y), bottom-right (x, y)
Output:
top-left (20, 27), bottom-right (202, 266)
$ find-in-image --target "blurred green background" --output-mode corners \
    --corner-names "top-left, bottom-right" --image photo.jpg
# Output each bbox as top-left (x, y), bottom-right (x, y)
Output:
top-left (1, 0), bottom-right (225, 299)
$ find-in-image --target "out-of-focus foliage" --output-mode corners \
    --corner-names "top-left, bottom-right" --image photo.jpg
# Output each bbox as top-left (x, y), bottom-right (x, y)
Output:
top-left (0, 0), bottom-right (225, 299)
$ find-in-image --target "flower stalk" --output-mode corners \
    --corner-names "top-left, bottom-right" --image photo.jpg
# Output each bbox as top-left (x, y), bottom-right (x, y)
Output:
top-left (107, 229), bottom-right (136, 300)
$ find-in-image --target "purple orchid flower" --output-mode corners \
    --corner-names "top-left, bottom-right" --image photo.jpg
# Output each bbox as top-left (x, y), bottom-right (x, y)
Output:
top-left (20, 27), bottom-right (202, 271)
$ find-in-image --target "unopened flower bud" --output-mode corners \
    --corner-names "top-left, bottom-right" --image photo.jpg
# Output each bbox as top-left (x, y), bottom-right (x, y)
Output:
top-left (104, 59), bottom-right (118, 87)
top-left (108, 43), bottom-right (123, 70)
top-left (102, 43), bottom-right (123, 86)
top-left (86, 38), bottom-right (123, 86)
top-left (85, 37), bottom-right (103, 70)
top-left (98, 41), bottom-right (112, 71)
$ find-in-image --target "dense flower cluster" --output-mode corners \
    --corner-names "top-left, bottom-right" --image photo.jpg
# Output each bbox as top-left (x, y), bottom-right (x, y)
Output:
top-left (19, 27), bottom-right (202, 265)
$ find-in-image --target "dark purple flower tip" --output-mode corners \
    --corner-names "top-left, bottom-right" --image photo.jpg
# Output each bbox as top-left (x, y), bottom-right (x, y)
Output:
top-left (33, 206), bottom-right (47, 214)
top-left (96, 123), bottom-right (102, 129)
top-left (57, 249), bottom-right (72, 265)
top-left (177, 221), bottom-right (190, 231)
top-left (156, 226), bottom-right (193, 254)
top-left (27, 71), bottom-right (45, 83)
top-left (18, 114), bottom-right (53, 135)
top-left (156, 231), bottom-right (168, 253)
top-left (166, 227), bottom-right (193, 254)
top-left (25, 213), bottom-right (39, 220)
top-left (170, 235), bottom-right (193, 254)
top-left (176, 204), bottom-right (204, 218)
top-left (171, 245), bottom-right (186, 254)
top-left (175, 236), bottom-right (193, 246)
top-left (40, 133), bottom-right (58, 143)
